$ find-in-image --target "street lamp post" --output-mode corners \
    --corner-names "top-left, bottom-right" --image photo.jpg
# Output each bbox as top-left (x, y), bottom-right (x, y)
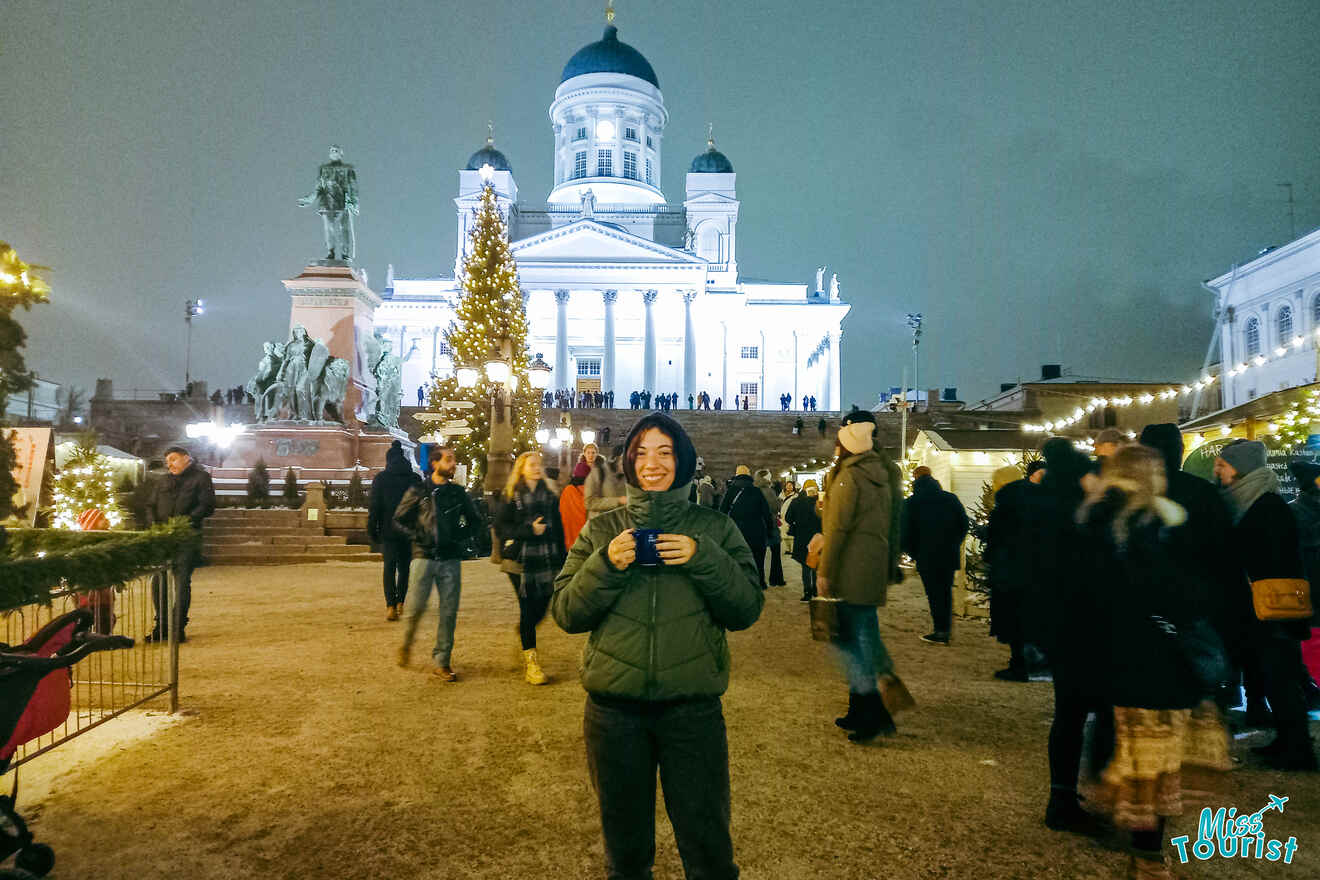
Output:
top-left (905, 312), bottom-right (923, 395)
top-left (184, 299), bottom-right (204, 389)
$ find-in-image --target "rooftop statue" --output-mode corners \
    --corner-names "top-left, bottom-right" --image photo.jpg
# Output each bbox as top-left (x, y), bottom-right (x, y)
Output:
top-left (297, 145), bottom-right (359, 262)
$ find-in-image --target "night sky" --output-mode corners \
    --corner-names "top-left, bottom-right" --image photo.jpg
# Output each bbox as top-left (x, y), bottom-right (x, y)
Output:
top-left (5, 0), bottom-right (1318, 407)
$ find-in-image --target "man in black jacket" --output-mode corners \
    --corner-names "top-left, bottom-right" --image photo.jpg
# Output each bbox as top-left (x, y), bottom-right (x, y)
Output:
top-left (901, 467), bottom-right (969, 645)
top-left (393, 445), bottom-right (480, 681)
top-left (367, 440), bottom-right (422, 621)
top-left (720, 465), bottom-right (775, 588)
top-left (146, 445), bottom-right (216, 642)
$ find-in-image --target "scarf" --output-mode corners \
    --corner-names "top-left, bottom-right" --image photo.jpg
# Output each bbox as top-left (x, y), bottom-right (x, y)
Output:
top-left (1220, 466), bottom-right (1279, 525)
top-left (516, 481), bottom-right (565, 599)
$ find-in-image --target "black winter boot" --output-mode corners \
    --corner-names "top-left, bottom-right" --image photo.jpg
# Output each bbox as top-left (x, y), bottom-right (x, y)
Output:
top-left (835, 693), bottom-right (859, 731)
top-left (1044, 789), bottom-right (1102, 834)
top-left (847, 692), bottom-right (897, 743)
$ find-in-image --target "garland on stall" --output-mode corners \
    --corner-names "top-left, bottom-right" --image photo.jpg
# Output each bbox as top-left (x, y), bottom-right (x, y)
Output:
top-left (0, 519), bottom-right (197, 610)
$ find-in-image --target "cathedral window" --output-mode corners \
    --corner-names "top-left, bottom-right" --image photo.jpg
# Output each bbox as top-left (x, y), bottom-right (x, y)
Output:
top-left (739, 382), bottom-right (759, 407)
top-left (1313, 292), bottom-right (1320, 327)
top-left (597, 150), bottom-right (613, 177)
top-left (645, 159), bottom-right (653, 185)
top-left (573, 151), bottom-right (587, 179)
top-left (1244, 317), bottom-right (1261, 358)
top-left (438, 340), bottom-right (452, 357)
top-left (1277, 305), bottom-right (1293, 343)
top-left (577, 358), bottom-right (602, 377)
top-left (574, 126), bottom-right (587, 141)
top-left (646, 135), bottom-right (653, 149)
top-left (623, 152), bottom-right (638, 180)
top-left (739, 346), bottom-right (759, 360)
top-left (624, 126), bottom-right (638, 142)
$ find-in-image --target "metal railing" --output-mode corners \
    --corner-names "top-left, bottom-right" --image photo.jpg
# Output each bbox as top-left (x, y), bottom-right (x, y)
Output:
top-left (1, 568), bottom-right (180, 770)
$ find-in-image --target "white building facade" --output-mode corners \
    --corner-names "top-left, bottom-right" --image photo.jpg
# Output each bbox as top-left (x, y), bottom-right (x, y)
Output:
top-left (1208, 226), bottom-right (1320, 409)
top-left (374, 19), bottom-right (849, 411)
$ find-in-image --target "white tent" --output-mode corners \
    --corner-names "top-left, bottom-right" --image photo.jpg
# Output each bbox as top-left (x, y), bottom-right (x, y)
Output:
top-left (54, 442), bottom-right (145, 486)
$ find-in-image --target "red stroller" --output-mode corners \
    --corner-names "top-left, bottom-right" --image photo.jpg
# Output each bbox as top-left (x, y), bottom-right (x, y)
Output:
top-left (1, 609), bottom-right (133, 879)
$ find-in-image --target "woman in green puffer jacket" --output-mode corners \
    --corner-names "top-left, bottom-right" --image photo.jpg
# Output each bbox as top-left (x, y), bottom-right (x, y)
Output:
top-left (551, 412), bottom-right (763, 880)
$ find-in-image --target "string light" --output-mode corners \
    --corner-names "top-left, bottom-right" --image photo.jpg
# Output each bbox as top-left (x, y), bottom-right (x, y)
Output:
top-left (1021, 376), bottom-right (1219, 433)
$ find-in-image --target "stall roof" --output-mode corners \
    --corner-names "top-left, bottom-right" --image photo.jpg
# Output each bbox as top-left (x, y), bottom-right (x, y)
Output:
top-left (1179, 383), bottom-right (1319, 432)
top-left (918, 428), bottom-right (1036, 452)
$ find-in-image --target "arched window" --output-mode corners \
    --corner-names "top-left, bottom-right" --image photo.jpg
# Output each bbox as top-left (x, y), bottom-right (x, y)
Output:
top-left (1312, 292), bottom-right (1320, 326)
top-left (1245, 317), bottom-right (1261, 358)
top-left (1277, 305), bottom-right (1294, 343)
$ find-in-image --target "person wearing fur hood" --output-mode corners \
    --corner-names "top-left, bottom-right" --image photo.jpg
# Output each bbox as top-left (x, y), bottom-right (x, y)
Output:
top-left (1074, 444), bottom-right (1231, 879)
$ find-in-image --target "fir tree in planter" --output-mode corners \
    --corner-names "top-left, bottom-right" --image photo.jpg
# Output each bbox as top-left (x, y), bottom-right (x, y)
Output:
top-left (247, 459), bottom-right (271, 506)
top-left (51, 433), bottom-right (124, 529)
top-left (282, 468), bottom-right (301, 507)
top-left (347, 470), bottom-right (366, 509)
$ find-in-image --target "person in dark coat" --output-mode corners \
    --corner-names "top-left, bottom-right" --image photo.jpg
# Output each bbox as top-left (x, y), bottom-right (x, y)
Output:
top-left (367, 440), bottom-right (423, 621)
top-left (1030, 437), bottom-right (1107, 833)
top-left (1076, 445), bottom-right (1230, 876)
top-left (1215, 439), bottom-right (1317, 770)
top-left (986, 461), bottom-right (1047, 680)
top-left (785, 478), bottom-right (823, 600)
top-left (901, 467), bottom-right (969, 645)
top-left (145, 445), bottom-right (216, 642)
top-left (1139, 424), bottom-right (1240, 704)
top-left (721, 465), bottom-right (775, 588)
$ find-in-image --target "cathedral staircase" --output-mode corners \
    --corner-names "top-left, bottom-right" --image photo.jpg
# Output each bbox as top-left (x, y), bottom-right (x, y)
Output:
top-left (202, 508), bottom-right (381, 566)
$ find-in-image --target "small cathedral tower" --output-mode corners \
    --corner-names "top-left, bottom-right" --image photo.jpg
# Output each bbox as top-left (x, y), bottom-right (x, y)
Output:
top-left (684, 127), bottom-right (739, 284)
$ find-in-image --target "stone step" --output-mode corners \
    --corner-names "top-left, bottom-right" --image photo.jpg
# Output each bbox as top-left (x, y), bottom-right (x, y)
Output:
top-left (204, 552), bottom-right (382, 566)
top-left (204, 543), bottom-right (372, 559)
top-left (203, 534), bottom-right (349, 548)
top-left (210, 509), bottom-right (301, 521)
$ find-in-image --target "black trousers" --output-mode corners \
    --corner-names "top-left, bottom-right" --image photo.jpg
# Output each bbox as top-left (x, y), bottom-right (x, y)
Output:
top-left (918, 566), bottom-right (955, 634)
top-left (151, 549), bottom-right (195, 636)
top-left (507, 574), bottom-right (552, 650)
top-left (381, 539), bottom-right (411, 606)
top-left (1252, 624), bottom-right (1311, 741)
top-left (747, 540), bottom-right (767, 588)
top-left (584, 695), bottom-right (738, 880)
top-left (767, 540), bottom-right (785, 585)
top-left (799, 563), bottom-right (817, 599)
top-left (1048, 662), bottom-right (1108, 794)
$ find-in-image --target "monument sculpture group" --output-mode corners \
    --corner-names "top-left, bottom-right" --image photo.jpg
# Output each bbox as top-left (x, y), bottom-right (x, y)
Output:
top-left (214, 145), bottom-right (414, 483)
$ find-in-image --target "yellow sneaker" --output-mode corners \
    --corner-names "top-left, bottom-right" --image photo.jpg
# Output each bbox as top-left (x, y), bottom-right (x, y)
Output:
top-left (386, 605), bottom-right (399, 621)
top-left (523, 649), bottom-right (548, 685)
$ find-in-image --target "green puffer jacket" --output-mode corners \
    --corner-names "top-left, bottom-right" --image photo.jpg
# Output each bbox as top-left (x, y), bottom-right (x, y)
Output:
top-left (551, 482), bottom-right (764, 701)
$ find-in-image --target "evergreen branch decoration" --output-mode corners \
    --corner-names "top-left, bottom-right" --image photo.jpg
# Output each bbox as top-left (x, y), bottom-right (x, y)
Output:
top-left (0, 519), bottom-right (197, 610)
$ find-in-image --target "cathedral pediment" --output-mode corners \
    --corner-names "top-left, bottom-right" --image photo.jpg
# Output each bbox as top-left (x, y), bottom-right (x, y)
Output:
top-left (511, 220), bottom-right (704, 265)
top-left (683, 192), bottom-right (739, 206)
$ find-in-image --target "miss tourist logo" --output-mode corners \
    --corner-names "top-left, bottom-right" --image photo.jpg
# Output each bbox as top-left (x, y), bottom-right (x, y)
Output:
top-left (1170, 794), bottom-right (1299, 864)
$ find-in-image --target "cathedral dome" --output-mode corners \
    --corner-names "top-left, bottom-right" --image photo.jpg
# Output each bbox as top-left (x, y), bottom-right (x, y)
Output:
top-left (465, 144), bottom-right (512, 173)
top-left (561, 25), bottom-right (659, 88)
top-left (689, 143), bottom-right (733, 174)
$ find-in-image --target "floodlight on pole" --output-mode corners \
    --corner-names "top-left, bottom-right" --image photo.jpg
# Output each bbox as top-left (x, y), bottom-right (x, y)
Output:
top-left (184, 298), bottom-right (205, 388)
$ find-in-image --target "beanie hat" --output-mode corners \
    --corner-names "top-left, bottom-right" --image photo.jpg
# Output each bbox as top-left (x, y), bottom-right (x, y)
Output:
top-left (838, 419), bottom-right (876, 454)
top-left (841, 408), bottom-right (876, 426)
top-left (1095, 428), bottom-right (1126, 447)
top-left (622, 412), bottom-right (698, 490)
top-left (1218, 439), bottom-right (1267, 478)
top-left (1288, 459), bottom-right (1320, 492)
top-left (802, 478), bottom-right (819, 496)
top-left (385, 439), bottom-right (404, 466)
top-left (735, 465), bottom-right (751, 476)
top-left (991, 465), bottom-right (1020, 493)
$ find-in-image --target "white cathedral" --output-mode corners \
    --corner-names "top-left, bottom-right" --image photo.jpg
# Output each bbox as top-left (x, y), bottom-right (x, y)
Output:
top-left (375, 16), bottom-right (849, 411)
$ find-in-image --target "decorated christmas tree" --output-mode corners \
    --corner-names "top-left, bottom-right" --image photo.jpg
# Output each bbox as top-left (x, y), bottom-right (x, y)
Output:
top-left (0, 242), bottom-right (52, 519)
top-left (425, 180), bottom-right (540, 482)
top-left (51, 433), bottom-right (124, 530)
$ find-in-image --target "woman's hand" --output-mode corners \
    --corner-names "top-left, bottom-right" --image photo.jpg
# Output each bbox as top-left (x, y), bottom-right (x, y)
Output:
top-left (531, 515), bottom-right (548, 536)
top-left (657, 534), bottom-right (697, 566)
top-left (607, 529), bottom-right (636, 570)
top-left (807, 533), bottom-right (824, 555)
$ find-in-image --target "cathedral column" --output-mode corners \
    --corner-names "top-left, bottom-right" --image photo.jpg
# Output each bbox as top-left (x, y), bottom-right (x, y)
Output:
top-left (826, 330), bottom-right (841, 411)
top-left (792, 330), bottom-right (800, 408)
top-left (554, 289), bottom-right (570, 392)
top-left (602, 289), bottom-right (617, 401)
top-left (682, 290), bottom-right (697, 402)
top-left (643, 290), bottom-right (658, 392)
top-left (720, 321), bottom-right (729, 405)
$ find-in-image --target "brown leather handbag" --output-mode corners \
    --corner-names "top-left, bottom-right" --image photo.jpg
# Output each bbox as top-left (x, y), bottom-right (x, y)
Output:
top-left (1249, 578), bottom-right (1313, 621)
top-left (805, 533), bottom-right (823, 570)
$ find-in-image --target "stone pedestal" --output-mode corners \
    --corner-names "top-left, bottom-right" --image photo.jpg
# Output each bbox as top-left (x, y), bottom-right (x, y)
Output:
top-left (215, 423), bottom-right (414, 483)
top-left (282, 262), bottom-right (381, 428)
